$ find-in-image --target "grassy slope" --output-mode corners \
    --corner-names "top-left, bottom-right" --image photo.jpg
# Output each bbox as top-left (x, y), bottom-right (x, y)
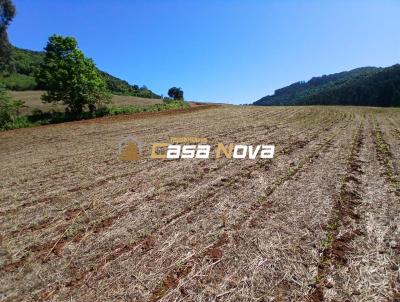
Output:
top-left (10, 90), bottom-right (163, 115)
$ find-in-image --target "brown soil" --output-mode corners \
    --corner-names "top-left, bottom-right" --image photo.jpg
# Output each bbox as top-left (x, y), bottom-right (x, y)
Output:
top-left (0, 106), bottom-right (399, 301)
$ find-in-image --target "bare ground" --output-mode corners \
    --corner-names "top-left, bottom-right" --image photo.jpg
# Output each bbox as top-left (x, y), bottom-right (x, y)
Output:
top-left (0, 106), bottom-right (399, 301)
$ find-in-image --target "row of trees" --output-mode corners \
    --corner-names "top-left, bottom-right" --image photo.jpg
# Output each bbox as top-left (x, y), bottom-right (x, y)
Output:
top-left (255, 66), bottom-right (400, 107)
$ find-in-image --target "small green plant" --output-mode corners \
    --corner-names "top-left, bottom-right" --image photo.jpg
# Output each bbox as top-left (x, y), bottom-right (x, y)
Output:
top-left (64, 223), bottom-right (85, 238)
top-left (138, 228), bottom-right (151, 239)
top-left (322, 229), bottom-right (334, 250)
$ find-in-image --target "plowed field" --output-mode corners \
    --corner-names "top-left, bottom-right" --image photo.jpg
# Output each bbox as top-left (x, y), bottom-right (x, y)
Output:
top-left (1, 106), bottom-right (399, 301)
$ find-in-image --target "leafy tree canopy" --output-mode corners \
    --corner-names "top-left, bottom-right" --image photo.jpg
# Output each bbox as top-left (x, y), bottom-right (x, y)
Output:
top-left (254, 66), bottom-right (400, 107)
top-left (0, 0), bottom-right (16, 68)
top-left (36, 35), bottom-right (111, 116)
top-left (168, 87), bottom-right (184, 100)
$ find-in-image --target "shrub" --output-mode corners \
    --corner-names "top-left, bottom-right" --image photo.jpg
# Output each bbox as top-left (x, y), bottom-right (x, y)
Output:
top-left (1, 98), bottom-right (189, 131)
top-left (0, 86), bottom-right (25, 129)
top-left (0, 73), bottom-right (37, 90)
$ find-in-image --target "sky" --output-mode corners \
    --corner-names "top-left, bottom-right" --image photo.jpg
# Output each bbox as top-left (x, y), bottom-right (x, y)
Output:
top-left (8, 0), bottom-right (400, 104)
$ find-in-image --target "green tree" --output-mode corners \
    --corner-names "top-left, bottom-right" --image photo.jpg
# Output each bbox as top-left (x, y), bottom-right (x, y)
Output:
top-left (0, 85), bottom-right (24, 129)
top-left (168, 87), bottom-right (184, 100)
top-left (36, 35), bottom-right (110, 117)
top-left (0, 0), bottom-right (16, 69)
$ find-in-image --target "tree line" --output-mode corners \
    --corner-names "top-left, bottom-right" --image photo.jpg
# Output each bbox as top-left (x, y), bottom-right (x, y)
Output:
top-left (254, 66), bottom-right (400, 107)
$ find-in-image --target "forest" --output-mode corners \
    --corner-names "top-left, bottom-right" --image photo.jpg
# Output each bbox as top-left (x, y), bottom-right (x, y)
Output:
top-left (254, 65), bottom-right (400, 107)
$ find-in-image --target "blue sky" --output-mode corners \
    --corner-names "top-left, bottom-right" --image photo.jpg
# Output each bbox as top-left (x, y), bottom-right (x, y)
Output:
top-left (8, 0), bottom-right (400, 104)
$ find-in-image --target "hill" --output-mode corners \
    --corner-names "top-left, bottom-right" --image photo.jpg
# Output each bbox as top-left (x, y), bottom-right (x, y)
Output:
top-left (0, 47), bottom-right (161, 98)
top-left (9, 90), bottom-right (163, 115)
top-left (254, 65), bottom-right (400, 107)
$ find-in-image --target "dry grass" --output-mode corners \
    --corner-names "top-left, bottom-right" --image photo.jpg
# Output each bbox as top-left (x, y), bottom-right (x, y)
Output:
top-left (9, 90), bottom-right (163, 115)
top-left (0, 105), bottom-right (399, 301)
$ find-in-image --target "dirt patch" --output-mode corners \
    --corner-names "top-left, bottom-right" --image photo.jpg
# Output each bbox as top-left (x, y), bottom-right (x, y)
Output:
top-left (150, 264), bottom-right (193, 302)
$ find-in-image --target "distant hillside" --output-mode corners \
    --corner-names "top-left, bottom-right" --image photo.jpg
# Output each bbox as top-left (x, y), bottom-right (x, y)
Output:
top-left (9, 90), bottom-right (163, 115)
top-left (254, 65), bottom-right (400, 107)
top-left (0, 47), bottom-right (161, 99)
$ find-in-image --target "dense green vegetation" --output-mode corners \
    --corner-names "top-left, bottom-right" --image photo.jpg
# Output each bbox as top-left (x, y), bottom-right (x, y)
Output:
top-left (0, 46), bottom-right (161, 98)
top-left (97, 100), bottom-right (188, 116)
top-left (0, 85), bottom-right (24, 129)
top-left (168, 86), bottom-right (184, 100)
top-left (36, 35), bottom-right (111, 116)
top-left (254, 65), bottom-right (400, 107)
top-left (100, 71), bottom-right (159, 98)
top-left (0, 0), bottom-right (16, 69)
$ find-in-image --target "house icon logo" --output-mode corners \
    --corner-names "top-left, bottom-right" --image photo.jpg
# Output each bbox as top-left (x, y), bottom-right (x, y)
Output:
top-left (118, 135), bottom-right (143, 161)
